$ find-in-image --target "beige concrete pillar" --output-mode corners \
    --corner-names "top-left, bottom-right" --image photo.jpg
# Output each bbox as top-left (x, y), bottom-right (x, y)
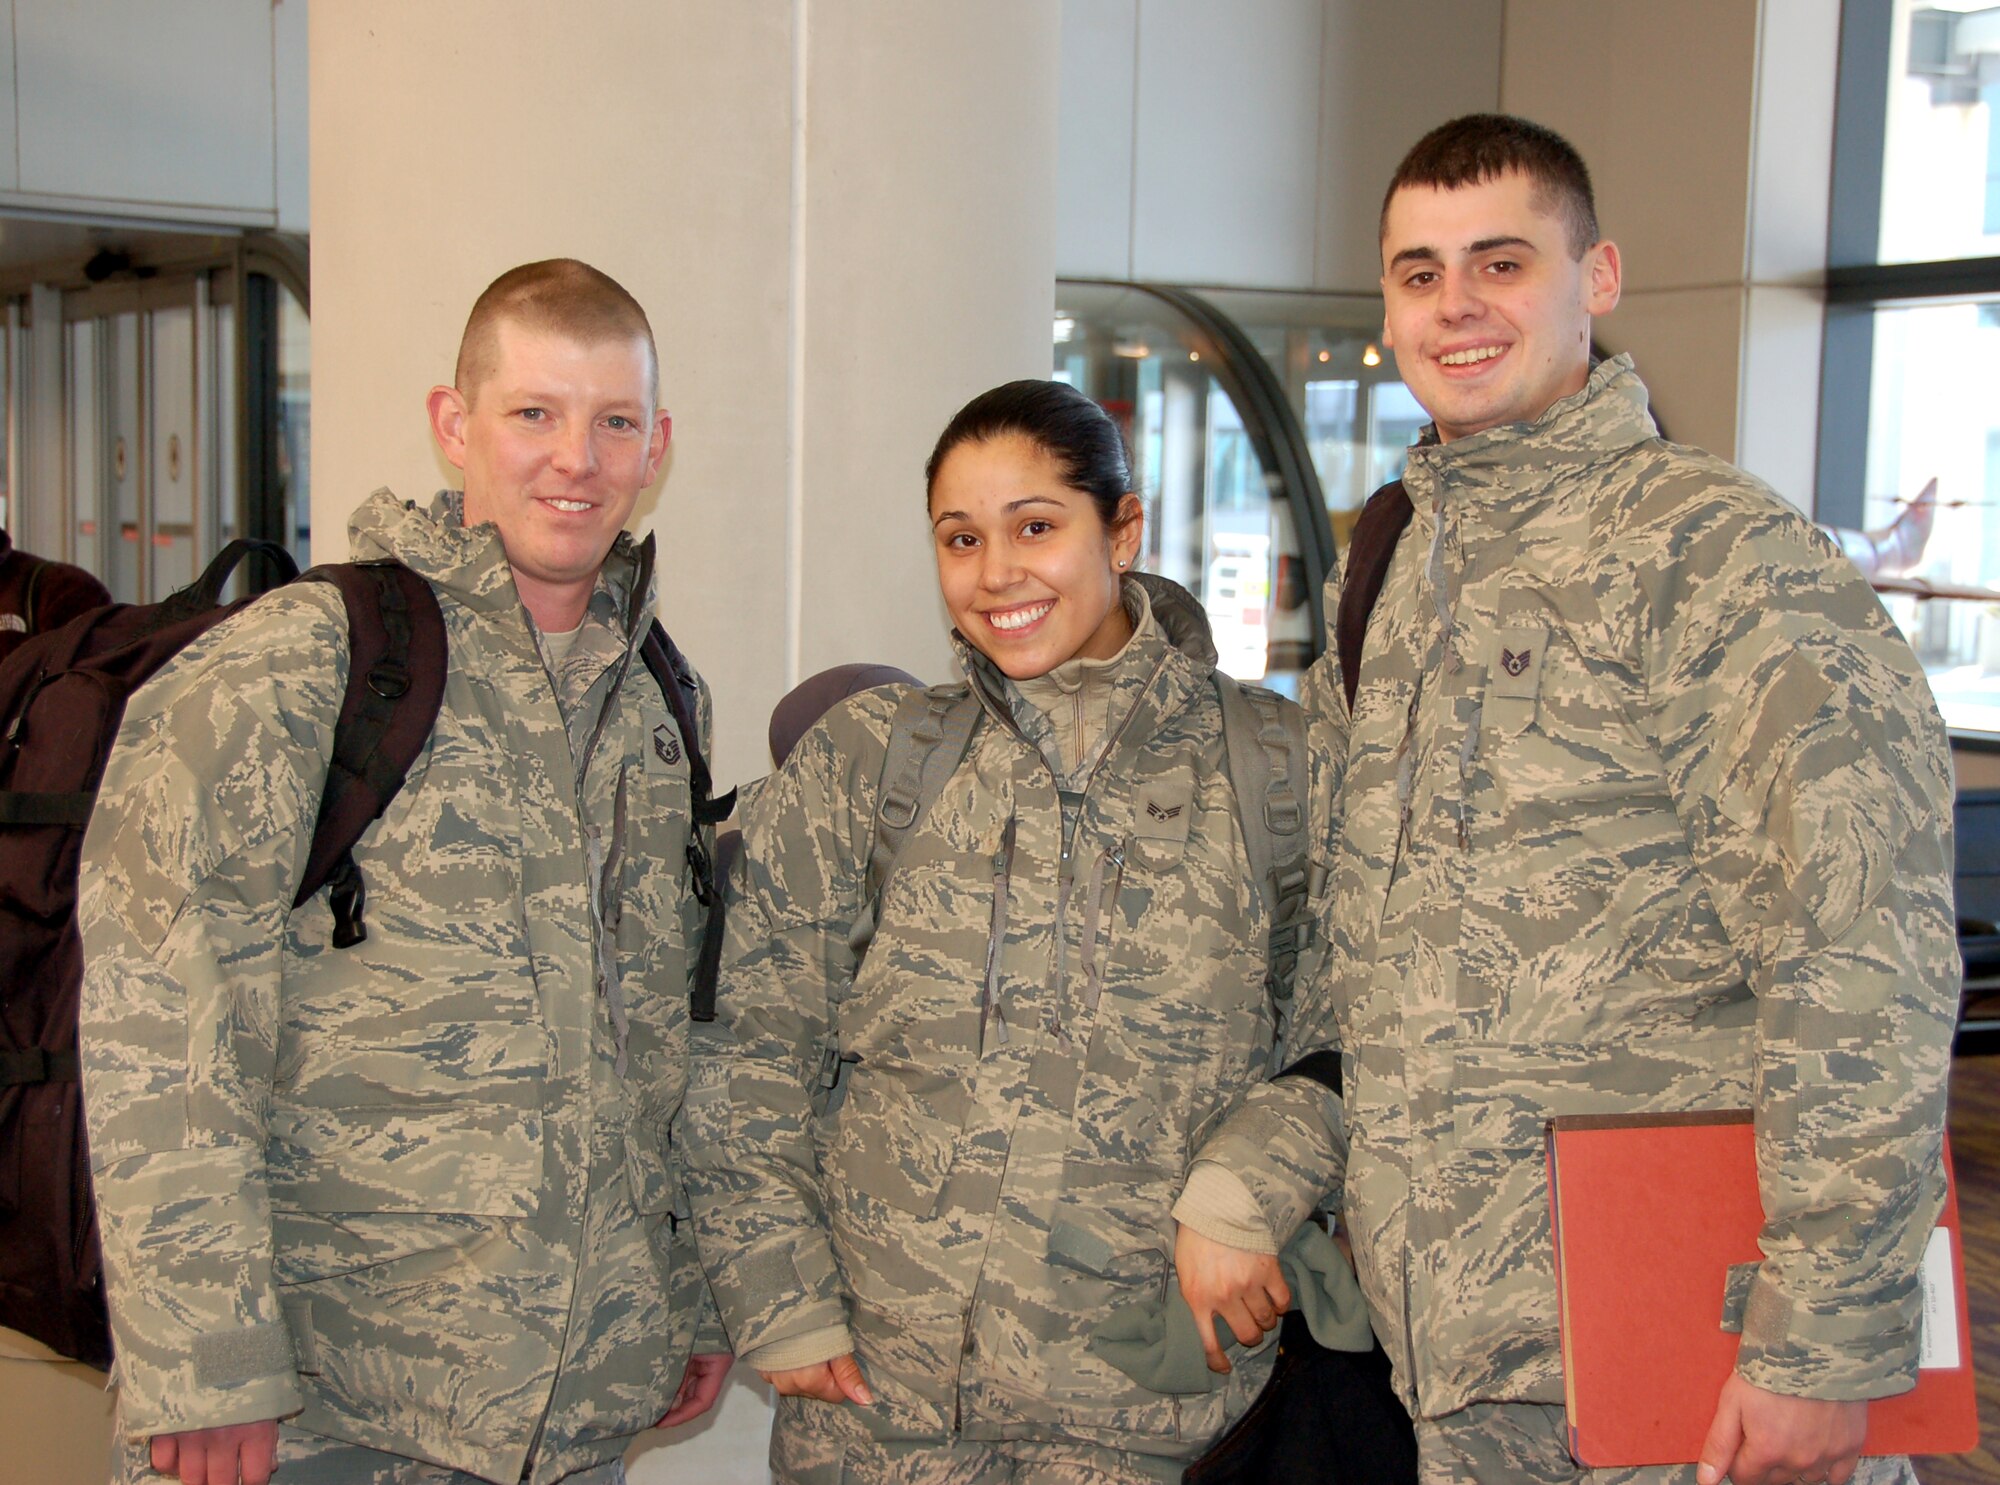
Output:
top-left (309, 5), bottom-right (1056, 1476)
top-left (311, 2), bottom-right (1060, 786)
top-left (1501, 0), bottom-right (1838, 507)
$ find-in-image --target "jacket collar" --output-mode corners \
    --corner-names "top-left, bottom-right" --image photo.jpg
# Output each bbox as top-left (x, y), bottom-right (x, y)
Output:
top-left (1399, 354), bottom-right (1659, 518)
top-left (346, 488), bottom-right (652, 630)
top-left (950, 573), bottom-right (1216, 776)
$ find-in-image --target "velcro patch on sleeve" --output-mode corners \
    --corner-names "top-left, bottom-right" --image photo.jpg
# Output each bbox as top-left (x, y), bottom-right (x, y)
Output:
top-left (192, 1321), bottom-right (298, 1388)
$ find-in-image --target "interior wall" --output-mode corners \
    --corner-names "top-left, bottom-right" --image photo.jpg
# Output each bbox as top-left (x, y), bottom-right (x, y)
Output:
top-left (0, 0), bottom-right (307, 229)
top-left (312, 2), bottom-right (1058, 790)
top-left (1500, 0), bottom-right (1838, 507)
top-left (1056, 0), bottom-right (1504, 292)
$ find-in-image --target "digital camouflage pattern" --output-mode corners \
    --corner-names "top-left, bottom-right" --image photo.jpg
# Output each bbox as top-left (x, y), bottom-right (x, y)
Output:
top-left (1413, 1401), bottom-right (1915, 1485)
top-left (1277, 356), bottom-right (1957, 1426)
top-left (115, 1423), bottom-right (631, 1485)
top-left (80, 489), bottom-right (721, 1485)
top-left (766, 1391), bottom-right (1185, 1484)
top-left (683, 579), bottom-right (1343, 1464)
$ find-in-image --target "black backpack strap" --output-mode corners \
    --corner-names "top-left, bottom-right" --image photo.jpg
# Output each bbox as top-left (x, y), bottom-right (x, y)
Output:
top-left (1214, 676), bottom-right (1314, 1049)
top-left (1337, 479), bottom-right (1414, 714)
top-left (155, 539), bottom-right (300, 629)
top-left (1276, 1047), bottom-right (1342, 1096)
top-left (293, 561), bottom-right (447, 948)
top-left (850, 683), bottom-right (981, 958)
top-left (20, 554), bottom-right (47, 635)
top-left (640, 620), bottom-right (735, 1023)
top-left (0, 1047), bottom-right (80, 1086)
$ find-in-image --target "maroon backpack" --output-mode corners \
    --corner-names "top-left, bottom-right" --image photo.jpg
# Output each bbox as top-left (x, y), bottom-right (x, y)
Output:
top-left (0, 540), bottom-right (446, 1366)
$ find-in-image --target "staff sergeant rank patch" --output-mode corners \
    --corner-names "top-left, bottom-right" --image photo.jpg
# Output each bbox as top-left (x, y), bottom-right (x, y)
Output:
top-left (1489, 625), bottom-right (1547, 700)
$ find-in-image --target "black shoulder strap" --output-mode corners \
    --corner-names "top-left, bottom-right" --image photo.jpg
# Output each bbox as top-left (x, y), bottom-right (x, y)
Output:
top-left (1277, 1048), bottom-right (1342, 1095)
top-left (293, 561), bottom-right (448, 948)
top-left (849, 683), bottom-right (981, 959)
top-left (1337, 479), bottom-right (1414, 713)
top-left (20, 555), bottom-right (47, 635)
top-left (641, 619), bottom-right (736, 1023)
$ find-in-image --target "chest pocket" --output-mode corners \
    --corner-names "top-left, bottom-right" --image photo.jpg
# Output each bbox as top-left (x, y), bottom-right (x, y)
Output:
top-left (1484, 622), bottom-right (1548, 739)
top-left (1128, 748), bottom-right (1195, 870)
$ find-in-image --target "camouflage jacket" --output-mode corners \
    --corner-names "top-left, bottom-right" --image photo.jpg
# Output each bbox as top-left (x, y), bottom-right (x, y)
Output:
top-left (684, 579), bottom-right (1341, 1460)
top-left (79, 490), bottom-right (721, 1485)
top-left (1297, 356), bottom-right (1957, 1417)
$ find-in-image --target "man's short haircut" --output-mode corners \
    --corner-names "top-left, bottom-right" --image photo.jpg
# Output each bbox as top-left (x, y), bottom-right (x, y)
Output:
top-left (455, 258), bottom-right (658, 405)
top-left (1380, 113), bottom-right (1600, 259)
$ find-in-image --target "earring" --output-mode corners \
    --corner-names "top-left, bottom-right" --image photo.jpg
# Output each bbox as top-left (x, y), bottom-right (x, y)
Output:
top-left (1117, 559), bottom-right (1128, 568)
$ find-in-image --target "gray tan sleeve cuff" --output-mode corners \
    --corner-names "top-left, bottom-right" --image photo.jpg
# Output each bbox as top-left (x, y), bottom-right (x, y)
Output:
top-left (1172, 1161), bottom-right (1280, 1254)
top-left (743, 1322), bottom-right (855, 1374)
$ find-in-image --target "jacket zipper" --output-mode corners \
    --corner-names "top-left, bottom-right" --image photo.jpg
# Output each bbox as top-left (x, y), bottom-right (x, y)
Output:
top-left (1075, 841), bottom-right (1127, 1021)
top-left (527, 548), bottom-right (654, 1472)
top-left (980, 817), bottom-right (1017, 1054)
top-left (949, 646), bottom-right (1171, 1430)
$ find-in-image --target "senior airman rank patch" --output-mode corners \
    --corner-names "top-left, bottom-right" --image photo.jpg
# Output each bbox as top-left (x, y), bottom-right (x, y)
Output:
top-left (1133, 749), bottom-right (1195, 853)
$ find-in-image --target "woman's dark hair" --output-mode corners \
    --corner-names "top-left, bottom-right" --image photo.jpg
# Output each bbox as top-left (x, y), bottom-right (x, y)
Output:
top-left (925, 379), bottom-right (1134, 528)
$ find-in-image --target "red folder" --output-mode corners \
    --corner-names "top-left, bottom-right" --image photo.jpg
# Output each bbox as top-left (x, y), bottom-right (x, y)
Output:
top-left (1545, 1110), bottom-right (1977, 1467)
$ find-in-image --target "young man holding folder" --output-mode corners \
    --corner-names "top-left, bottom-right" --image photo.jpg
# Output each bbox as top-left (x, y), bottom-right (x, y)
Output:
top-left (1176, 115), bottom-right (1958, 1484)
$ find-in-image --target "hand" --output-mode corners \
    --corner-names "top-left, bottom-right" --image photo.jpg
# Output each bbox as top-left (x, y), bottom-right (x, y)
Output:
top-left (657, 1351), bottom-right (733, 1427)
top-left (1696, 1373), bottom-right (1868, 1485)
top-left (150, 1420), bottom-right (280, 1485)
top-left (1174, 1223), bottom-right (1292, 1375)
top-left (758, 1351), bottom-right (874, 1405)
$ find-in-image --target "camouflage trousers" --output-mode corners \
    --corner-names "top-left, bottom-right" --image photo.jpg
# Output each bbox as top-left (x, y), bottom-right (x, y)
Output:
top-left (770, 1396), bottom-right (1184, 1485)
top-left (113, 1423), bottom-right (627, 1485)
top-left (1414, 1402), bottom-right (1917, 1485)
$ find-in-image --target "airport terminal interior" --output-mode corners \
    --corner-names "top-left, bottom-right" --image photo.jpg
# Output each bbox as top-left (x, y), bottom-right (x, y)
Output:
top-left (1, 0), bottom-right (1999, 1480)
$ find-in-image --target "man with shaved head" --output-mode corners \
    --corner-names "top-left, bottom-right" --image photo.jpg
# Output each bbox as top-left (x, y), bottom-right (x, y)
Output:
top-left (82, 259), bottom-right (731, 1485)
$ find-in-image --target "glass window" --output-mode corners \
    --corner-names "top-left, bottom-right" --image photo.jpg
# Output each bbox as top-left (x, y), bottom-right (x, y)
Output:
top-left (1194, 288), bottom-right (1418, 535)
top-left (1860, 299), bottom-right (2000, 729)
top-left (1054, 282), bottom-right (1318, 690)
top-left (1881, 0), bottom-right (2000, 265)
top-left (1825, 1), bottom-right (2000, 735)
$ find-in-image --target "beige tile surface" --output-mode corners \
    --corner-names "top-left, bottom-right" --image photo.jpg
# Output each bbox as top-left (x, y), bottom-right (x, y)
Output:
top-left (0, 1328), bottom-right (113, 1484)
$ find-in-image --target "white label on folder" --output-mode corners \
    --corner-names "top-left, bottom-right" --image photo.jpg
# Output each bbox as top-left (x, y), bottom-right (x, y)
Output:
top-left (1918, 1225), bottom-right (1959, 1371)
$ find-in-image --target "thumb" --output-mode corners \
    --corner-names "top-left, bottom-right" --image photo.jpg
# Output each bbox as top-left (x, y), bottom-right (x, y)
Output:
top-left (1192, 1303), bottom-right (1231, 1374)
top-left (1696, 1383), bottom-right (1744, 1485)
top-left (829, 1352), bottom-right (875, 1406)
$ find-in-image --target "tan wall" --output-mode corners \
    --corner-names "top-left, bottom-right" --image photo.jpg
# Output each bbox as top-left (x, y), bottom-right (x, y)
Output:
top-left (312, 1), bottom-right (1059, 788)
top-left (1500, 0), bottom-right (1839, 508)
top-left (0, 1326), bottom-right (113, 1483)
top-left (1055, 0), bottom-right (1505, 291)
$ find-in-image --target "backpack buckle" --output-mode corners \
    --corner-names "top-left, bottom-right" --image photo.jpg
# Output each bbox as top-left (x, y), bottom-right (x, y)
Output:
top-left (366, 661), bottom-right (411, 700)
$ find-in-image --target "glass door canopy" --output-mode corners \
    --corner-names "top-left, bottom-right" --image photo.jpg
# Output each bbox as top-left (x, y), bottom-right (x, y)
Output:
top-left (1054, 280), bottom-right (1416, 692)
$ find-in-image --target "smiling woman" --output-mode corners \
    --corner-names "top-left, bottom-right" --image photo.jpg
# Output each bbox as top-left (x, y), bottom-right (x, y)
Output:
top-left (925, 381), bottom-right (1144, 680)
top-left (682, 378), bottom-right (1362, 1482)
